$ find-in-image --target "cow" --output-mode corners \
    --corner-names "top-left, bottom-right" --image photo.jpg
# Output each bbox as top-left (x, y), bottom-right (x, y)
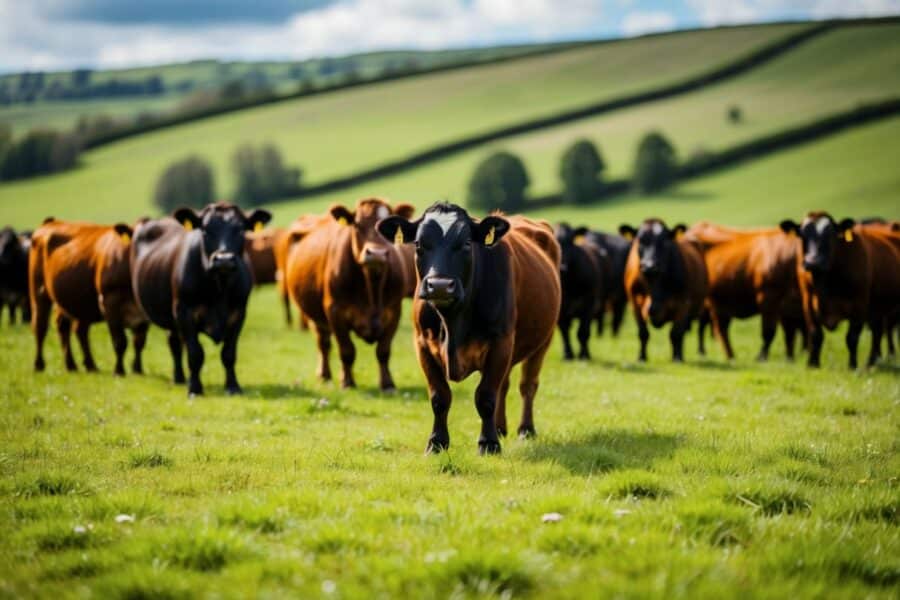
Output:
top-left (245, 227), bottom-right (282, 286)
top-left (555, 223), bottom-right (608, 360)
top-left (29, 219), bottom-right (148, 375)
top-left (861, 220), bottom-right (900, 357)
top-left (584, 229), bottom-right (631, 337)
top-left (131, 203), bottom-right (271, 395)
top-left (377, 202), bottom-right (561, 455)
top-left (620, 219), bottom-right (708, 362)
top-left (284, 198), bottom-right (415, 391)
top-left (780, 212), bottom-right (900, 368)
top-left (0, 227), bottom-right (31, 325)
top-left (688, 221), bottom-right (805, 361)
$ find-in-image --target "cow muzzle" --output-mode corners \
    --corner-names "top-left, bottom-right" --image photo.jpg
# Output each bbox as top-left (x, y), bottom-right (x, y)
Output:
top-left (361, 245), bottom-right (389, 268)
top-left (210, 251), bottom-right (238, 272)
top-left (640, 261), bottom-right (660, 277)
top-left (802, 257), bottom-right (825, 274)
top-left (420, 276), bottom-right (461, 307)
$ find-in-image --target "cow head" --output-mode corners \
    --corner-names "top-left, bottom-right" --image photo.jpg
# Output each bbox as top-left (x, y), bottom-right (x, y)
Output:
top-left (0, 227), bottom-right (23, 269)
top-left (620, 219), bottom-right (686, 278)
top-left (780, 212), bottom-right (855, 275)
top-left (174, 203), bottom-right (271, 274)
top-left (329, 198), bottom-right (414, 273)
top-left (377, 202), bottom-right (509, 310)
top-left (554, 223), bottom-right (589, 275)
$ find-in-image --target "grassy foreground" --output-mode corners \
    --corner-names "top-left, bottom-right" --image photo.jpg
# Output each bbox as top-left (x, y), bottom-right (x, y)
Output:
top-left (1, 278), bottom-right (898, 598)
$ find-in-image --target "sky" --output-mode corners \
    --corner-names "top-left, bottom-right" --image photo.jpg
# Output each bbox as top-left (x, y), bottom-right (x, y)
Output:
top-left (1, 0), bottom-right (898, 72)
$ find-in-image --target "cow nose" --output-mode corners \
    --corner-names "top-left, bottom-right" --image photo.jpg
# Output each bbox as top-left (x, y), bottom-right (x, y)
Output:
top-left (363, 246), bottom-right (389, 265)
top-left (422, 276), bottom-right (456, 299)
top-left (640, 261), bottom-right (659, 275)
top-left (211, 251), bottom-right (237, 270)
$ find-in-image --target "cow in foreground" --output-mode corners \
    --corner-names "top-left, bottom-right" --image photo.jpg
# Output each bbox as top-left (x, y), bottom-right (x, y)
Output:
top-left (620, 219), bottom-right (707, 362)
top-left (584, 229), bottom-right (631, 337)
top-left (378, 203), bottom-right (561, 455)
top-left (689, 221), bottom-right (805, 361)
top-left (131, 203), bottom-right (271, 395)
top-left (0, 227), bottom-right (31, 325)
top-left (285, 198), bottom-right (414, 391)
top-left (555, 223), bottom-right (608, 360)
top-left (29, 219), bottom-right (148, 374)
top-left (780, 212), bottom-right (900, 368)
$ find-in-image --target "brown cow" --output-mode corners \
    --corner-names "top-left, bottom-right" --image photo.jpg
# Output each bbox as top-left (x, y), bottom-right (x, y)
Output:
top-left (30, 219), bottom-right (148, 375)
top-left (780, 212), bottom-right (900, 368)
top-left (689, 221), bottom-right (805, 361)
top-left (284, 198), bottom-right (415, 390)
top-left (245, 227), bottom-right (282, 286)
top-left (620, 219), bottom-right (708, 362)
top-left (377, 203), bottom-right (561, 455)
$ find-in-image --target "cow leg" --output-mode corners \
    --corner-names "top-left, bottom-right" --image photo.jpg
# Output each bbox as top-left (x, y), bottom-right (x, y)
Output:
top-left (670, 318), bottom-right (689, 362)
top-left (558, 315), bottom-right (574, 360)
top-left (494, 375), bottom-right (511, 437)
top-left (6, 302), bottom-right (14, 325)
top-left (75, 320), bottom-right (97, 372)
top-left (710, 311), bottom-right (734, 360)
top-left (781, 317), bottom-right (798, 361)
top-left (418, 346), bottom-right (452, 453)
top-left (131, 322), bottom-right (149, 374)
top-left (167, 331), bottom-right (186, 384)
top-left (32, 294), bottom-right (52, 372)
top-left (866, 317), bottom-right (883, 368)
top-left (757, 311), bottom-right (778, 362)
top-left (611, 299), bottom-right (626, 337)
top-left (21, 299), bottom-right (31, 325)
top-left (577, 310), bottom-right (592, 360)
top-left (312, 321), bottom-right (332, 381)
top-left (807, 324), bottom-right (824, 368)
top-left (697, 310), bottom-right (709, 356)
top-left (175, 307), bottom-right (204, 395)
top-left (375, 325), bottom-right (397, 392)
top-left (56, 313), bottom-right (77, 372)
top-left (518, 340), bottom-right (551, 439)
top-left (476, 339), bottom-right (513, 455)
top-left (884, 316), bottom-right (896, 357)
top-left (280, 281), bottom-right (293, 327)
top-left (845, 318), bottom-right (863, 370)
top-left (107, 318), bottom-right (128, 376)
top-left (332, 324), bottom-right (356, 389)
top-left (634, 303), bottom-right (649, 362)
top-left (595, 310), bottom-right (605, 337)
top-left (221, 312), bottom-right (245, 395)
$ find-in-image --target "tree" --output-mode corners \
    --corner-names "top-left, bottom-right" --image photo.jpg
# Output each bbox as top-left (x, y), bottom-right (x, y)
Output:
top-left (633, 132), bottom-right (677, 193)
top-left (154, 156), bottom-right (215, 213)
top-left (559, 139), bottom-right (605, 204)
top-left (727, 105), bottom-right (743, 124)
top-left (231, 143), bottom-right (301, 207)
top-left (0, 129), bottom-right (81, 181)
top-left (467, 151), bottom-right (530, 212)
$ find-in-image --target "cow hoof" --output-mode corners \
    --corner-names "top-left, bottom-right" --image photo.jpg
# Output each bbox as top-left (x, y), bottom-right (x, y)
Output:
top-left (188, 385), bottom-right (204, 397)
top-left (113, 369), bottom-right (125, 377)
top-left (174, 373), bottom-right (186, 384)
top-left (496, 425), bottom-right (508, 438)
top-left (380, 384), bottom-right (397, 394)
top-left (425, 436), bottom-right (449, 455)
top-left (478, 440), bottom-right (502, 455)
top-left (65, 363), bottom-right (78, 372)
top-left (518, 425), bottom-right (536, 439)
top-left (562, 354), bottom-right (574, 361)
top-left (225, 385), bottom-right (243, 396)
top-left (132, 364), bottom-right (144, 375)
top-left (341, 381), bottom-right (356, 390)
top-left (85, 364), bottom-right (98, 373)
top-left (578, 354), bottom-right (591, 361)
top-left (34, 360), bottom-right (45, 372)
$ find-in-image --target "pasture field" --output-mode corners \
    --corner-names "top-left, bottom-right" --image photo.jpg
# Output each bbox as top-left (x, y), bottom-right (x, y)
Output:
top-left (0, 22), bottom-right (809, 226)
top-left (1, 284), bottom-right (898, 598)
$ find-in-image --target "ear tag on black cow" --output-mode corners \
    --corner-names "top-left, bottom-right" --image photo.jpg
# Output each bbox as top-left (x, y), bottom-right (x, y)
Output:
top-left (254, 221), bottom-right (264, 233)
top-left (338, 217), bottom-right (349, 227)
top-left (183, 219), bottom-right (193, 231)
top-left (394, 229), bottom-right (404, 245)
top-left (484, 226), bottom-right (495, 246)
top-left (120, 232), bottom-right (131, 244)
top-left (843, 230), bottom-right (854, 243)
top-left (574, 234), bottom-right (585, 244)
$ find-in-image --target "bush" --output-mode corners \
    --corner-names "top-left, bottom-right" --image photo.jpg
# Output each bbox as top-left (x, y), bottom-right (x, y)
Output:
top-left (154, 156), bottom-right (216, 213)
top-left (633, 131), bottom-right (677, 193)
top-left (467, 151), bottom-right (530, 212)
top-left (0, 129), bottom-right (82, 181)
top-left (728, 105), bottom-right (743, 124)
top-left (560, 139), bottom-right (605, 204)
top-left (231, 143), bottom-right (301, 207)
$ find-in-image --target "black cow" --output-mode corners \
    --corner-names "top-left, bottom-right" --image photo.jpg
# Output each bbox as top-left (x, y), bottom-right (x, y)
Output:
top-left (584, 229), bottom-right (630, 337)
top-left (131, 203), bottom-right (271, 395)
top-left (0, 227), bottom-right (31, 325)
top-left (555, 223), bottom-right (608, 360)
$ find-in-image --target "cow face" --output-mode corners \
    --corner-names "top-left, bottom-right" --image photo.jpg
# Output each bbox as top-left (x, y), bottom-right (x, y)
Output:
top-left (554, 223), bottom-right (589, 275)
top-left (377, 202), bottom-right (509, 309)
top-left (621, 219), bottom-right (686, 278)
top-left (330, 198), bottom-right (414, 272)
top-left (174, 203), bottom-right (271, 274)
top-left (780, 213), bottom-right (855, 275)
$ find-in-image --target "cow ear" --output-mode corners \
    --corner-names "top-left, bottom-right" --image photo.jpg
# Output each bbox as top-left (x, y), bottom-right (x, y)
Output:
top-left (245, 209), bottom-right (272, 232)
top-left (377, 216), bottom-right (418, 245)
top-left (779, 219), bottom-right (799, 235)
top-left (475, 216), bottom-right (510, 247)
top-left (173, 208), bottom-right (201, 231)
top-left (329, 204), bottom-right (355, 226)
top-left (113, 223), bottom-right (133, 244)
top-left (671, 224), bottom-right (687, 240)
top-left (837, 218), bottom-right (856, 242)
top-left (393, 202), bottom-right (416, 219)
top-left (619, 224), bottom-right (636, 240)
top-left (573, 226), bottom-right (589, 238)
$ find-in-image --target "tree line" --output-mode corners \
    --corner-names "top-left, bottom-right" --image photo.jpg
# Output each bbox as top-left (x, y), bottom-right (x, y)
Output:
top-left (0, 71), bottom-right (165, 105)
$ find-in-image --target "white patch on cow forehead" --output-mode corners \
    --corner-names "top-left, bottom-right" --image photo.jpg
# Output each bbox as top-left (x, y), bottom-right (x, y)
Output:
top-left (651, 222), bottom-right (664, 235)
top-left (815, 216), bottom-right (831, 233)
top-left (376, 205), bottom-right (390, 220)
top-left (425, 211), bottom-right (462, 234)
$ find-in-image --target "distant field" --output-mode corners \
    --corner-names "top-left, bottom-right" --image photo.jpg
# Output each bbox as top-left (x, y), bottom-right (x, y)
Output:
top-left (0, 23), bottom-right (810, 228)
top-left (0, 96), bottom-right (182, 136)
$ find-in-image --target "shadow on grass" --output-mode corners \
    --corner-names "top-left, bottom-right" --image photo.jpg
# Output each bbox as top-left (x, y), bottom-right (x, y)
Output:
top-left (691, 359), bottom-right (744, 371)
top-left (244, 383), bottom-right (320, 400)
top-left (356, 385), bottom-right (429, 400)
top-left (521, 428), bottom-right (682, 476)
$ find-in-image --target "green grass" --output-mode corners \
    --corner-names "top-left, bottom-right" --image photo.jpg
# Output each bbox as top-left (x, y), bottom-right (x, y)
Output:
top-left (0, 23), bottom-right (808, 228)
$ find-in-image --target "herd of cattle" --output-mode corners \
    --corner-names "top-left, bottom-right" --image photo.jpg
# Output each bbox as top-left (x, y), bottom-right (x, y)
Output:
top-left (0, 199), bottom-right (898, 453)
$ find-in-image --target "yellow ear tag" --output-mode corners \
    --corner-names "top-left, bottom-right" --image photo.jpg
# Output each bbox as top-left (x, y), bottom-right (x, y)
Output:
top-left (183, 219), bottom-right (193, 231)
top-left (120, 232), bottom-right (131, 244)
top-left (394, 229), bottom-right (404, 245)
top-left (844, 229), bottom-right (854, 242)
top-left (484, 226), bottom-right (495, 246)
top-left (574, 234), bottom-right (585, 244)
top-left (338, 217), bottom-right (348, 226)
top-left (675, 230), bottom-right (684, 241)
top-left (254, 221), bottom-right (264, 233)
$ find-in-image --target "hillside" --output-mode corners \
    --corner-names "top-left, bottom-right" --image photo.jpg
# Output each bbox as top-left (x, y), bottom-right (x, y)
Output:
top-left (0, 23), bottom-right (810, 227)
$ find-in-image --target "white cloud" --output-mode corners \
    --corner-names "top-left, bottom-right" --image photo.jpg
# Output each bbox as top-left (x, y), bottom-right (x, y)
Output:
top-left (687, 0), bottom-right (900, 25)
top-left (621, 10), bottom-right (676, 36)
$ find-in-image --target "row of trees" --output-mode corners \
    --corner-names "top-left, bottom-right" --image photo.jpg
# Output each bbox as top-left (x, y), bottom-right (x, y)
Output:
top-left (0, 126), bottom-right (81, 181)
top-left (467, 132), bottom-right (677, 211)
top-left (0, 73), bottom-right (165, 105)
top-left (154, 143), bottom-right (302, 212)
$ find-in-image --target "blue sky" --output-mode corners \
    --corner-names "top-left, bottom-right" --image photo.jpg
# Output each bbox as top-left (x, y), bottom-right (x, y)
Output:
top-left (1, 0), bottom-right (898, 72)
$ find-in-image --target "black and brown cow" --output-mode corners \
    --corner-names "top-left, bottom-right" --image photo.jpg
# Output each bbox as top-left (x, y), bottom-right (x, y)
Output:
top-left (0, 227), bottom-right (31, 325)
top-left (378, 202), bottom-right (561, 455)
top-left (554, 223), bottom-right (608, 360)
